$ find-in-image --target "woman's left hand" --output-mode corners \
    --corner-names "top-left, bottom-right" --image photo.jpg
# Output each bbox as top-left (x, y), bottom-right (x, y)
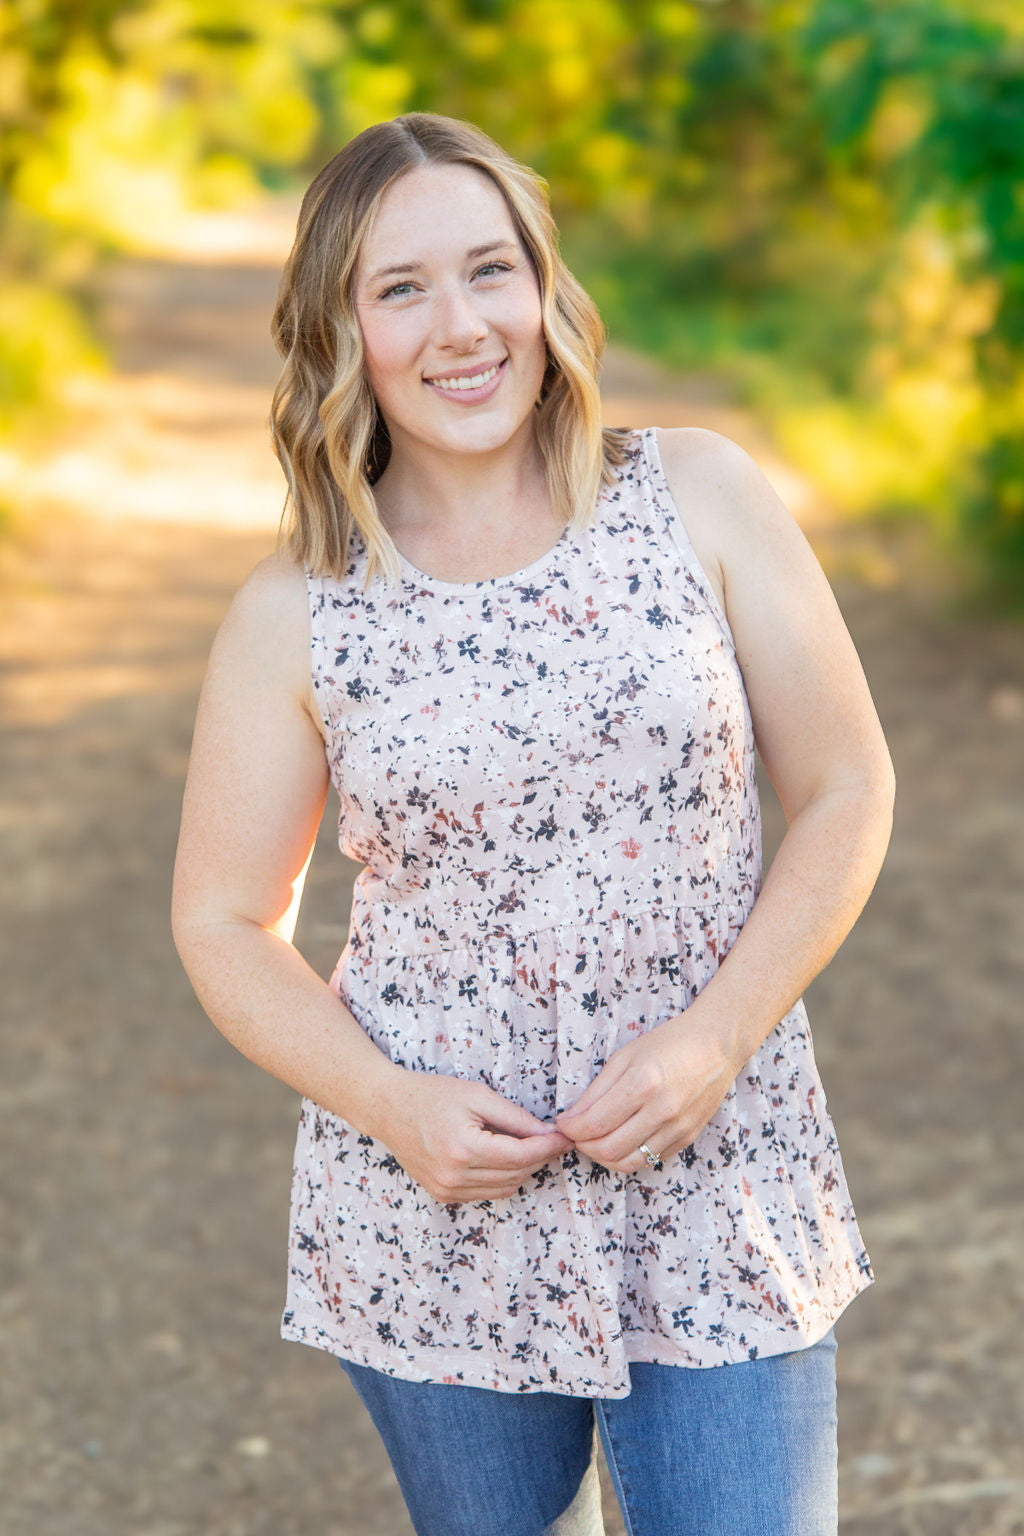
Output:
top-left (554, 1011), bottom-right (739, 1174)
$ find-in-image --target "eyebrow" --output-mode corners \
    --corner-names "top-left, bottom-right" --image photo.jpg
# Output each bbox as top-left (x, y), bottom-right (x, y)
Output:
top-left (363, 240), bottom-right (520, 286)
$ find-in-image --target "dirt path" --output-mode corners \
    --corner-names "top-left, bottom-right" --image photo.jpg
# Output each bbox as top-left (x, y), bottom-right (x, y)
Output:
top-left (1, 201), bottom-right (1022, 1536)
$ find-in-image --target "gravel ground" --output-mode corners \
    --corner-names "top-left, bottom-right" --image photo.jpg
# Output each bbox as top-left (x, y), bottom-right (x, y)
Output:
top-left (1, 206), bottom-right (1022, 1535)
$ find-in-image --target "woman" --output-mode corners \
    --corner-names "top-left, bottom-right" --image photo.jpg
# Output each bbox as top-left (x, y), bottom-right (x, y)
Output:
top-left (172, 113), bottom-right (895, 1536)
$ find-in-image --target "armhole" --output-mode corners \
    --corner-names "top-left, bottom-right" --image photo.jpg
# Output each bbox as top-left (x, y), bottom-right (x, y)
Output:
top-left (641, 425), bottom-right (739, 654)
top-left (304, 569), bottom-right (333, 743)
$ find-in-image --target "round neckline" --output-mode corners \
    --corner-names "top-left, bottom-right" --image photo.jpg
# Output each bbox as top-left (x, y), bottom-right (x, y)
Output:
top-left (393, 516), bottom-right (575, 594)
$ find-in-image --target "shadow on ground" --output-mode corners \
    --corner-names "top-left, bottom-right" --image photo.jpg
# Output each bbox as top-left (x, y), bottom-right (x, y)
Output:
top-left (1, 212), bottom-right (1022, 1535)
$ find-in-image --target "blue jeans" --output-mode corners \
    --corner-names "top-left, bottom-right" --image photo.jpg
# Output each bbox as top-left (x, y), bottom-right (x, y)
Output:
top-left (338, 1327), bottom-right (838, 1535)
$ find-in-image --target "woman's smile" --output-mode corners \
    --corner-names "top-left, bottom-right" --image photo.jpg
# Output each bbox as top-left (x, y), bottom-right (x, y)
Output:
top-left (181, 116), bottom-right (892, 1532)
top-left (423, 355), bottom-right (509, 402)
top-left (353, 163), bottom-right (547, 460)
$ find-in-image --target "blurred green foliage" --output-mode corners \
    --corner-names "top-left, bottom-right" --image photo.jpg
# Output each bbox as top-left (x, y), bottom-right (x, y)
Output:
top-left (2, 0), bottom-right (1022, 605)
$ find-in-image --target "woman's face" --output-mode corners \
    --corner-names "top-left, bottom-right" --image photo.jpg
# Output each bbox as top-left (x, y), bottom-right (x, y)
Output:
top-left (353, 163), bottom-right (548, 465)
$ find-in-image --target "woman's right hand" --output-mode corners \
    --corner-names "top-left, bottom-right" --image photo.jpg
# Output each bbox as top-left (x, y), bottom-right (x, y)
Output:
top-left (380, 1069), bottom-right (574, 1204)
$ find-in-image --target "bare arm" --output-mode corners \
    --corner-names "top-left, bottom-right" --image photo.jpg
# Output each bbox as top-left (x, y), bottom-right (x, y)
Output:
top-left (663, 426), bottom-right (895, 1065)
top-left (556, 427), bottom-right (895, 1167)
top-left (170, 554), bottom-right (402, 1133)
top-left (171, 554), bottom-right (570, 1201)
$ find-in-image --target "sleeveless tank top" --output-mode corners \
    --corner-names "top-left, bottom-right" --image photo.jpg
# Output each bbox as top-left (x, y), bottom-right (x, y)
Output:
top-left (281, 426), bottom-right (873, 1397)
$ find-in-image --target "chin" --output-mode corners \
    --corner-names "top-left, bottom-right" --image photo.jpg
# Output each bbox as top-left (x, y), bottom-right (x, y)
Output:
top-left (433, 415), bottom-right (533, 453)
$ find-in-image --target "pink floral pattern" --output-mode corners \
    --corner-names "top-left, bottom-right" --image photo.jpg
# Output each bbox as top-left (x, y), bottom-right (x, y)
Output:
top-left (282, 426), bottom-right (873, 1397)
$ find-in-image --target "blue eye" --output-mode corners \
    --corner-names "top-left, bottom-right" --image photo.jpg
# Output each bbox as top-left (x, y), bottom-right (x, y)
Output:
top-left (378, 262), bottom-right (513, 301)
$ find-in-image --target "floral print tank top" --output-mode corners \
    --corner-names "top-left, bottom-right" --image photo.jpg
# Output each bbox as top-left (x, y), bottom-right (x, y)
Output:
top-left (282, 425), bottom-right (873, 1397)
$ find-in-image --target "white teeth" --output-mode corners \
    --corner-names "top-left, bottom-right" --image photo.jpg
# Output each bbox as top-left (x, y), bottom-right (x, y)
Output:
top-left (428, 363), bottom-right (501, 391)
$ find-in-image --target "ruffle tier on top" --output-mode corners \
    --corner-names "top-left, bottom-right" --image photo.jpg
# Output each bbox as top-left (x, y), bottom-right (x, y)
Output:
top-left (281, 427), bottom-right (873, 1395)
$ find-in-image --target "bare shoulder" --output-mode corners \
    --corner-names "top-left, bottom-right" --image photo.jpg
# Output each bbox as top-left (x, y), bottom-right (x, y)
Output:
top-left (206, 549), bottom-right (321, 732)
top-left (655, 429), bottom-right (894, 811)
top-left (653, 426), bottom-right (811, 618)
top-left (654, 425), bottom-right (795, 539)
top-left (227, 549), bottom-right (310, 626)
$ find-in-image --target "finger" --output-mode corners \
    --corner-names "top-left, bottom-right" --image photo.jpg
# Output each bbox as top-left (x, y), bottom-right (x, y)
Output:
top-left (459, 1148), bottom-right (567, 1181)
top-left (554, 1054), bottom-right (631, 1129)
top-left (574, 1107), bottom-right (668, 1171)
top-left (470, 1087), bottom-right (562, 1139)
top-left (432, 1170), bottom-right (549, 1203)
top-left (557, 1075), bottom-right (648, 1143)
top-left (436, 1188), bottom-right (534, 1206)
top-left (470, 1126), bottom-right (574, 1170)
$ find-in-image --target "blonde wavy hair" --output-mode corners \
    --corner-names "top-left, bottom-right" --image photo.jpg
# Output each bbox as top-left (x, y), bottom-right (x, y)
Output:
top-left (270, 112), bottom-right (632, 587)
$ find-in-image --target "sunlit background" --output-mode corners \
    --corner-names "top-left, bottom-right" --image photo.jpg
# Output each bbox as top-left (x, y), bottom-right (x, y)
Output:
top-left (2, 5), bottom-right (1023, 1535)
top-left (3, 0), bottom-right (1024, 604)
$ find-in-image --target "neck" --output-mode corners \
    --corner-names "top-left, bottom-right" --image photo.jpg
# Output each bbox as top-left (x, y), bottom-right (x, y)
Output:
top-left (372, 418), bottom-right (553, 538)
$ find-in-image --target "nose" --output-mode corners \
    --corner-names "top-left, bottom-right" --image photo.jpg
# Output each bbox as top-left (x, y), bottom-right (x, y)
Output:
top-left (432, 279), bottom-right (489, 351)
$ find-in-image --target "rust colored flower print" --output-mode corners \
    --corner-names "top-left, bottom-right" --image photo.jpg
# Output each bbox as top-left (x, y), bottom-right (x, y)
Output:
top-left (281, 427), bottom-right (873, 1398)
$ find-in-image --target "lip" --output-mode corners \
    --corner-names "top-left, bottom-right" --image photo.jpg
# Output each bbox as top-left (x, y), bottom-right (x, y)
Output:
top-left (423, 356), bottom-right (508, 404)
top-left (424, 356), bottom-right (507, 382)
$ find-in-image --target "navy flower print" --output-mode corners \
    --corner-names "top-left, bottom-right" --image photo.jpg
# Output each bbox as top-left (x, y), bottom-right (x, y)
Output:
top-left (281, 427), bottom-right (873, 1398)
